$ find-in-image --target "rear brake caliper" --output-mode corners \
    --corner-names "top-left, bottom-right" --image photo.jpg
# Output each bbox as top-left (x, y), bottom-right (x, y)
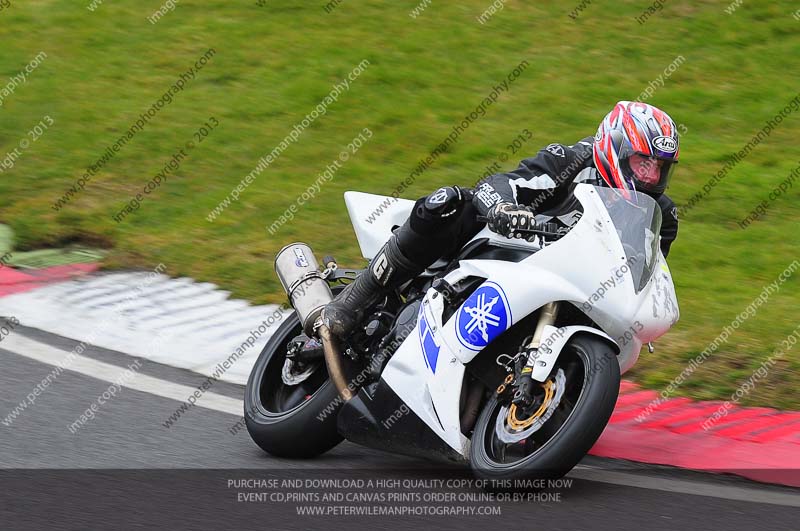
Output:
top-left (282, 336), bottom-right (323, 386)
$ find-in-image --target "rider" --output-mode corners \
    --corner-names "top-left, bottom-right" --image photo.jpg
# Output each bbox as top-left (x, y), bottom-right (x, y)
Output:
top-left (323, 101), bottom-right (681, 339)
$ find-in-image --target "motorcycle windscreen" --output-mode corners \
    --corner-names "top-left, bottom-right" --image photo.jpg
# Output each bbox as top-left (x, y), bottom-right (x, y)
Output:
top-left (592, 186), bottom-right (662, 293)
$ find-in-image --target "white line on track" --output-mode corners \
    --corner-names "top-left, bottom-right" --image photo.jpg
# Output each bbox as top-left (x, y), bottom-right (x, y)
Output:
top-left (2, 332), bottom-right (242, 416)
top-left (3, 331), bottom-right (800, 507)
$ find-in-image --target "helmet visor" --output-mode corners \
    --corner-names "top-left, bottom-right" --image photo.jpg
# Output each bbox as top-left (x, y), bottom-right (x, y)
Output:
top-left (623, 153), bottom-right (677, 195)
top-left (630, 155), bottom-right (662, 185)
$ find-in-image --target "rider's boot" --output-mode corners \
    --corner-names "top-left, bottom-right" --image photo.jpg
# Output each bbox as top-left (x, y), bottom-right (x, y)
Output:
top-left (322, 233), bottom-right (422, 340)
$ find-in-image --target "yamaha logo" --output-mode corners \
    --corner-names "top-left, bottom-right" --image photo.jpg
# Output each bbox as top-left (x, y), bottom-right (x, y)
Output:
top-left (653, 135), bottom-right (677, 153)
top-left (456, 282), bottom-right (511, 350)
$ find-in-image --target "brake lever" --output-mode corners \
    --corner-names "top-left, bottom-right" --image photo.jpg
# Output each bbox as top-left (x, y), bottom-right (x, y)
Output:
top-left (476, 215), bottom-right (562, 238)
top-left (518, 225), bottom-right (562, 237)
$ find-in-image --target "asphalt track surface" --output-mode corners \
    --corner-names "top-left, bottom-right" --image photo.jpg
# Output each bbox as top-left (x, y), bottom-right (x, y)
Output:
top-left (1, 325), bottom-right (798, 530)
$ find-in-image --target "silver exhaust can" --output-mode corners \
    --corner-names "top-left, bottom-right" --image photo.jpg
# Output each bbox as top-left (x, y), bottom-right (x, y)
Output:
top-left (274, 243), bottom-right (333, 336)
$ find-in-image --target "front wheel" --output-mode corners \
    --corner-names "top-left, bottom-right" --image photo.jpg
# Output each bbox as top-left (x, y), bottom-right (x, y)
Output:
top-left (244, 310), bottom-right (344, 458)
top-left (469, 333), bottom-right (620, 482)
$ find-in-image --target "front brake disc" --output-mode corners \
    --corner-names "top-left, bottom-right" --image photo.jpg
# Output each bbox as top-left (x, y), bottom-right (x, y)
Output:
top-left (494, 369), bottom-right (567, 444)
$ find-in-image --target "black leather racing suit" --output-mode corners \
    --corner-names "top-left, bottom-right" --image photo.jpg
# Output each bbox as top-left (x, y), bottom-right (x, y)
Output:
top-left (394, 136), bottom-right (679, 270)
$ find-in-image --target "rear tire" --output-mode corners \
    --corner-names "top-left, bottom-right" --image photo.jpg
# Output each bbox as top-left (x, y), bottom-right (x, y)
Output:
top-left (469, 333), bottom-right (620, 482)
top-left (244, 311), bottom-right (344, 458)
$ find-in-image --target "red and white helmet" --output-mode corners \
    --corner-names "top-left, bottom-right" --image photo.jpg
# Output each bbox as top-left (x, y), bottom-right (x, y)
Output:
top-left (593, 101), bottom-right (679, 196)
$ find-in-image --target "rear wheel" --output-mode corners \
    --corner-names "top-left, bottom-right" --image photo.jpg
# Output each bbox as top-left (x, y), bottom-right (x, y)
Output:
top-left (469, 334), bottom-right (619, 482)
top-left (244, 311), bottom-right (344, 458)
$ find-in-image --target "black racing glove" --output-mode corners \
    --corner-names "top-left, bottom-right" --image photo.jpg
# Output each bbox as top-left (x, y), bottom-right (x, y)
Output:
top-left (487, 202), bottom-right (538, 241)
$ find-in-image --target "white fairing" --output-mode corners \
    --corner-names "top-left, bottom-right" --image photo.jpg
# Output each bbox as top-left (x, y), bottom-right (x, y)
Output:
top-left (348, 184), bottom-right (680, 456)
top-left (344, 191), bottom-right (415, 260)
top-left (529, 325), bottom-right (617, 382)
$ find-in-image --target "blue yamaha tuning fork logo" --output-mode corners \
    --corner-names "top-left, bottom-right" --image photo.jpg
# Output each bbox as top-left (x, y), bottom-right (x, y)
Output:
top-left (456, 282), bottom-right (511, 350)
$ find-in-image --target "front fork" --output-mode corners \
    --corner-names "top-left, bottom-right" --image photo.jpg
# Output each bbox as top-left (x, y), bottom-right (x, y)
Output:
top-left (501, 302), bottom-right (560, 407)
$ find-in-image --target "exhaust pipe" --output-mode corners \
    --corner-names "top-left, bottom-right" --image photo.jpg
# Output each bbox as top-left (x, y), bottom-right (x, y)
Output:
top-left (317, 324), bottom-right (354, 402)
top-left (275, 243), bottom-right (334, 337)
top-left (275, 243), bottom-right (352, 402)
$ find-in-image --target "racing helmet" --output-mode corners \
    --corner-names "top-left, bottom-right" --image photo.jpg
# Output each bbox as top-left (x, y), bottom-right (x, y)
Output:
top-left (593, 101), bottom-right (679, 196)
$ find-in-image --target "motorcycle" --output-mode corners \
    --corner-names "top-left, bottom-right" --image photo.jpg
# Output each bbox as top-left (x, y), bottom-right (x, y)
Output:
top-left (245, 183), bottom-right (679, 481)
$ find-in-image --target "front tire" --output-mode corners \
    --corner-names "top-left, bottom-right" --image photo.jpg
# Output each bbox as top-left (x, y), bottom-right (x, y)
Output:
top-left (469, 333), bottom-right (620, 482)
top-left (244, 311), bottom-right (344, 458)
